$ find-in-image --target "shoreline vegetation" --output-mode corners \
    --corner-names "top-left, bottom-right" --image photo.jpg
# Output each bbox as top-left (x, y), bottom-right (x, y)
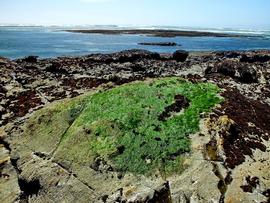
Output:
top-left (65, 29), bottom-right (248, 37)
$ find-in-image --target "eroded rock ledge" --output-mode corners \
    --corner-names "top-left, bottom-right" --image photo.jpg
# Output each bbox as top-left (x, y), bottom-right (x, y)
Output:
top-left (1, 49), bottom-right (270, 203)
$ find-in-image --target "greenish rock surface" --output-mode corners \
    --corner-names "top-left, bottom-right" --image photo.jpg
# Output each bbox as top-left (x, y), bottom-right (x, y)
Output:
top-left (22, 77), bottom-right (221, 175)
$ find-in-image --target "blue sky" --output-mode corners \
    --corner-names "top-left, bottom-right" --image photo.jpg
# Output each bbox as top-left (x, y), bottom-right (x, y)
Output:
top-left (0, 0), bottom-right (269, 29)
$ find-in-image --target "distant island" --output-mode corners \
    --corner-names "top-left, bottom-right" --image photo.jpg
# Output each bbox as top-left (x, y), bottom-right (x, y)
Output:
top-left (65, 29), bottom-right (247, 38)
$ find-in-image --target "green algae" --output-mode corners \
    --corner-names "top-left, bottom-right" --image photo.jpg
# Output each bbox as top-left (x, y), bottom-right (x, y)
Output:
top-left (23, 77), bottom-right (222, 175)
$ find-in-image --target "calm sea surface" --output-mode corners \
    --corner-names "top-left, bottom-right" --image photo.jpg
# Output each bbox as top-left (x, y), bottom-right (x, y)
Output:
top-left (0, 26), bottom-right (270, 59)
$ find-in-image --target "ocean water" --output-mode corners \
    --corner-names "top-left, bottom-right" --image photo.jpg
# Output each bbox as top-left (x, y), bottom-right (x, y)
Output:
top-left (0, 26), bottom-right (270, 59)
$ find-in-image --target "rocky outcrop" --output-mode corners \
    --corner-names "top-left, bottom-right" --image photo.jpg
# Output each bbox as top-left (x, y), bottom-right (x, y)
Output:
top-left (172, 50), bottom-right (189, 62)
top-left (238, 66), bottom-right (258, 83)
top-left (139, 42), bottom-right (179, 46)
top-left (86, 49), bottom-right (161, 64)
top-left (20, 56), bottom-right (39, 63)
top-left (206, 58), bottom-right (260, 83)
top-left (1, 49), bottom-right (270, 203)
top-left (0, 130), bottom-right (21, 203)
top-left (205, 60), bottom-right (239, 77)
top-left (240, 53), bottom-right (270, 63)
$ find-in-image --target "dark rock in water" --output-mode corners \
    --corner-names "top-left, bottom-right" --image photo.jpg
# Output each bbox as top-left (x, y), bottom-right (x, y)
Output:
top-left (238, 66), bottom-right (258, 83)
top-left (139, 42), bottom-right (179, 46)
top-left (172, 50), bottom-right (189, 62)
top-left (22, 56), bottom-right (39, 63)
top-left (240, 54), bottom-right (270, 63)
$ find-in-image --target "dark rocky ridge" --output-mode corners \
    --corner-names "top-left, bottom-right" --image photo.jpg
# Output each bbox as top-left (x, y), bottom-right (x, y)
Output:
top-left (138, 42), bottom-right (179, 46)
top-left (1, 49), bottom-right (270, 203)
top-left (65, 29), bottom-right (248, 37)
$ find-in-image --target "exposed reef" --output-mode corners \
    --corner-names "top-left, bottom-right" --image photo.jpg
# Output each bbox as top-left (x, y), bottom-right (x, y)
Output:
top-left (138, 42), bottom-right (179, 46)
top-left (1, 49), bottom-right (270, 203)
top-left (65, 29), bottom-right (247, 38)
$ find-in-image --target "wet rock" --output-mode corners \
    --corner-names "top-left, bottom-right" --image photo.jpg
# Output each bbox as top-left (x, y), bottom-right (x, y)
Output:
top-left (85, 54), bottom-right (114, 64)
top-left (238, 66), bottom-right (258, 83)
top-left (130, 63), bottom-right (145, 72)
top-left (116, 49), bottom-right (161, 62)
top-left (216, 60), bottom-right (237, 77)
top-left (1, 50), bottom-right (270, 203)
top-left (86, 49), bottom-right (161, 64)
top-left (139, 42), bottom-right (179, 46)
top-left (21, 56), bottom-right (39, 63)
top-left (225, 51), bottom-right (241, 58)
top-left (215, 51), bottom-right (240, 59)
top-left (205, 59), bottom-right (244, 78)
top-left (172, 50), bottom-right (189, 62)
top-left (217, 89), bottom-right (269, 168)
top-left (240, 54), bottom-right (270, 63)
top-left (5, 90), bottom-right (43, 122)
top-left (46, 61), bottom-right (68, 74)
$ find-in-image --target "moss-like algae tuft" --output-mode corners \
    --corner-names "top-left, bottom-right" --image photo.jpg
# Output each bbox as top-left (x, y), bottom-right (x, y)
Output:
top-left (24, 77), bottom-right (222, 175)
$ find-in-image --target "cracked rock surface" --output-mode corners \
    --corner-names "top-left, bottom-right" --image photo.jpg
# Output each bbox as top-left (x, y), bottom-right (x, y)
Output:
top-left (0, 50), bottom-right (270, 203)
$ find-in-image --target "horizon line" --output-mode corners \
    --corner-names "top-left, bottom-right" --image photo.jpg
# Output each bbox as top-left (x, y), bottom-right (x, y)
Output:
top-left (0, 24), bottom-right (270, 31)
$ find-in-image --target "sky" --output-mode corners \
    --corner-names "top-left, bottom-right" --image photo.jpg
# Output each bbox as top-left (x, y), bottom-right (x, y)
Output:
top-left (0, 0), bottom-right (270, 29)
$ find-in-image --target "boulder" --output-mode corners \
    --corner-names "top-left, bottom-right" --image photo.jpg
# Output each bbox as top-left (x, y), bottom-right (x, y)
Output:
top-left (216, 60), bottom-right (237, 77)
top-left (46, 62), bottom-right (68, 74)
top-left (172, 50), bottom-right (189, 62)
top-left (205, 60), bottom-right (237, 77)
top-left (22, 56), bottom-right (39, 63)
top-left (238, 66), bottom-right (258, 83)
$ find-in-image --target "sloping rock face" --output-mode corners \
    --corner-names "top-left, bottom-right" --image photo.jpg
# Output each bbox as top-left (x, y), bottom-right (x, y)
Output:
top-left (1, 50), bottom-right (270, 203)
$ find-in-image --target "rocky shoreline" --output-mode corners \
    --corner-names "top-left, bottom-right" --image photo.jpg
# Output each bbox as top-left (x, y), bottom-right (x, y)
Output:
top-left (1, 49), bottom-right (270, 203)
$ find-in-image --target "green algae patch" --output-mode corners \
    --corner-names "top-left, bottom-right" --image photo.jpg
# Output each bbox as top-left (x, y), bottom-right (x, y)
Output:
top-left (23, 78), bottom-right (222, 175)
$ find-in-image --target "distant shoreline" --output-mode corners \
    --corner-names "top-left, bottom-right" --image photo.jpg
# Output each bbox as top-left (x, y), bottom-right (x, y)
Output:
top-left (65, 29), bottom-right (247, 38)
